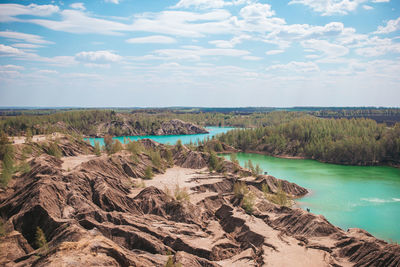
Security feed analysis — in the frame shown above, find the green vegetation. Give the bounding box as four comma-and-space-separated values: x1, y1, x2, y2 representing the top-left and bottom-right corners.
165, 149, 174, 167
233, 181, 255, 214
233, 181, 249, 198
0, 219, 5, 237
208, 151, 223, 172
144, 166, 154, 180
46, 141, 62, 158
262, 182, 291, 207
0, 132, 14, 187
149, 149, 162, 169
175, 139, 183, 151
173, 184, 190, 203
35, 227, 48, 252
218, 116, 400, 166
165, 256, 182, 267
133, 179, 146, 188
104, 135, 123, 155
94, 141, 101, 156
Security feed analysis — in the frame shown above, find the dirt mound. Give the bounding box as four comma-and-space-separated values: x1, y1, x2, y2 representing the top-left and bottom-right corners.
0, 140, 399, 266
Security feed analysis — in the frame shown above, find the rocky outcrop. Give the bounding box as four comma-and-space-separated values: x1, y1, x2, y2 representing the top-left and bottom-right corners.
154, 119, 208, 136
0, 139, 399, 266
94, 117, 208, 137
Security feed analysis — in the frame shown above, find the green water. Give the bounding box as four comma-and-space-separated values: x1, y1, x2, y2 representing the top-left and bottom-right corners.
85, 126, 235, 146
222, 153, 400, 242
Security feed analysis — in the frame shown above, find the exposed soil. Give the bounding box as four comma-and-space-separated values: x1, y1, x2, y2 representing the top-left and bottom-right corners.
0, 138, 399, 266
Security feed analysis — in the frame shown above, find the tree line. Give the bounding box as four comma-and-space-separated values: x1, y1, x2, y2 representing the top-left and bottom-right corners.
216, 116, 400, 166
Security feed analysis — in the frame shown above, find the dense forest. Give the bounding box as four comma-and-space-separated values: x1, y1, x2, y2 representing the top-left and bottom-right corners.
0, 110, 304, 136
216, 116, 400, 166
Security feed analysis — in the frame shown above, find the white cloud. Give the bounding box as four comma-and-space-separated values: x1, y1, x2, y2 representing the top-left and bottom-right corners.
105, 0, 120, 4
0, 65, 24, 70
266, 61, 320, 72
154, 46, 250, 60
12, 43, 43, 49
37, 69, 58, 74
239, 3, 275, 19
0, 3, 59, 22
0, 44, 25, 56
172, 0, 251, 9
126, 35, 176, 44
209, 35, 251, 48
70, 3, 85, 10
29, 10, 131, 35
266, 49, 284, 55
288, 0, 366, 16
242, 55, 261, 60
0, 31, 52, 44
75, 50, 122, 63
363, 5, 373, 10
374, 17, 400, 34
301, 39, 349, 59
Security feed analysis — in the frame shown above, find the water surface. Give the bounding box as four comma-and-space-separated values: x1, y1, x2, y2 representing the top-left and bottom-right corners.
222, 153, 400, 243
85, 126, 234, 146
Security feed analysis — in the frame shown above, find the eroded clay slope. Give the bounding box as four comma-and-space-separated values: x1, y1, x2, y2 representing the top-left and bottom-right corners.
0, 140, 399, 267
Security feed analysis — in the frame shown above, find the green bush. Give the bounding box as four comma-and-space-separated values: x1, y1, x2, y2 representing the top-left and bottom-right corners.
264, 181, 291, 207
233, 181, 248, 198
144, 166, 154, 180
209, 151, 223, 172
126, 140, 143, 155
174, 184, 190, 203
111, 140, 123, 154
149, 149, 162, 168
94, 141, 101, 156
47, 142, 62, 158
242, 192, 255, 214
175, 139, 183, 151
35, 227, 48, 253
165, 149, 174, 166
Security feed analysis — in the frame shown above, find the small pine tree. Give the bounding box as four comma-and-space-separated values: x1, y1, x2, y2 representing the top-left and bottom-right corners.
35, 227, 48, 252
175, 139, 183, 151
144, 166, 154, 180
111, 140, 123, 154
94, 141, 101, 156
150, 149, 162, 168
230, 153, 239, 165
165, 256, 174, 267
104, 134, 113, 154
165, 149, 174, 167
254, 164, 263, 176
47, 142, 62, 158
25, 129, 33, 143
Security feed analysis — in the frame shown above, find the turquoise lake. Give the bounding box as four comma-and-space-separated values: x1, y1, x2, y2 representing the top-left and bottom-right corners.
86, 128, 400, 242
222, 153, 400, 243
85, 126, 235, 146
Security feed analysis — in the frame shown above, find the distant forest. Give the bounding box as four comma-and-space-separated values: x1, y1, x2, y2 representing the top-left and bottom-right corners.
216, 114, 400, 166
0, 109, 306, 136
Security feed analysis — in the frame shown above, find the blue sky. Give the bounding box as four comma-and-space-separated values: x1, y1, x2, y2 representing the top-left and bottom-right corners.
0, 0, 399, 107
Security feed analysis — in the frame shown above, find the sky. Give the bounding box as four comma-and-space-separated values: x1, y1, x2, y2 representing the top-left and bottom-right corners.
0, 0, 399, 107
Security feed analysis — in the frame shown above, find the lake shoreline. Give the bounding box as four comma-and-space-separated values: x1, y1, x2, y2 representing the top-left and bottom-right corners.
219, 149, 400, 168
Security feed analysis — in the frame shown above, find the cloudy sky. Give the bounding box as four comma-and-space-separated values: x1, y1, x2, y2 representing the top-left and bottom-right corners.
0, 0, 399, 107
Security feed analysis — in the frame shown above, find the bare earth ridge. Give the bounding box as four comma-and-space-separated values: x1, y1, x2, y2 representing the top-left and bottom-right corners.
0, 138, 399, 267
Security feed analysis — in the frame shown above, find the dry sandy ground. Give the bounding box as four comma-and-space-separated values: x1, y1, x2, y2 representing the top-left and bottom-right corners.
130, 167, 224, 204
130, 166, 352, 267
11, 133, 63, 145
61, 154, 98, 172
